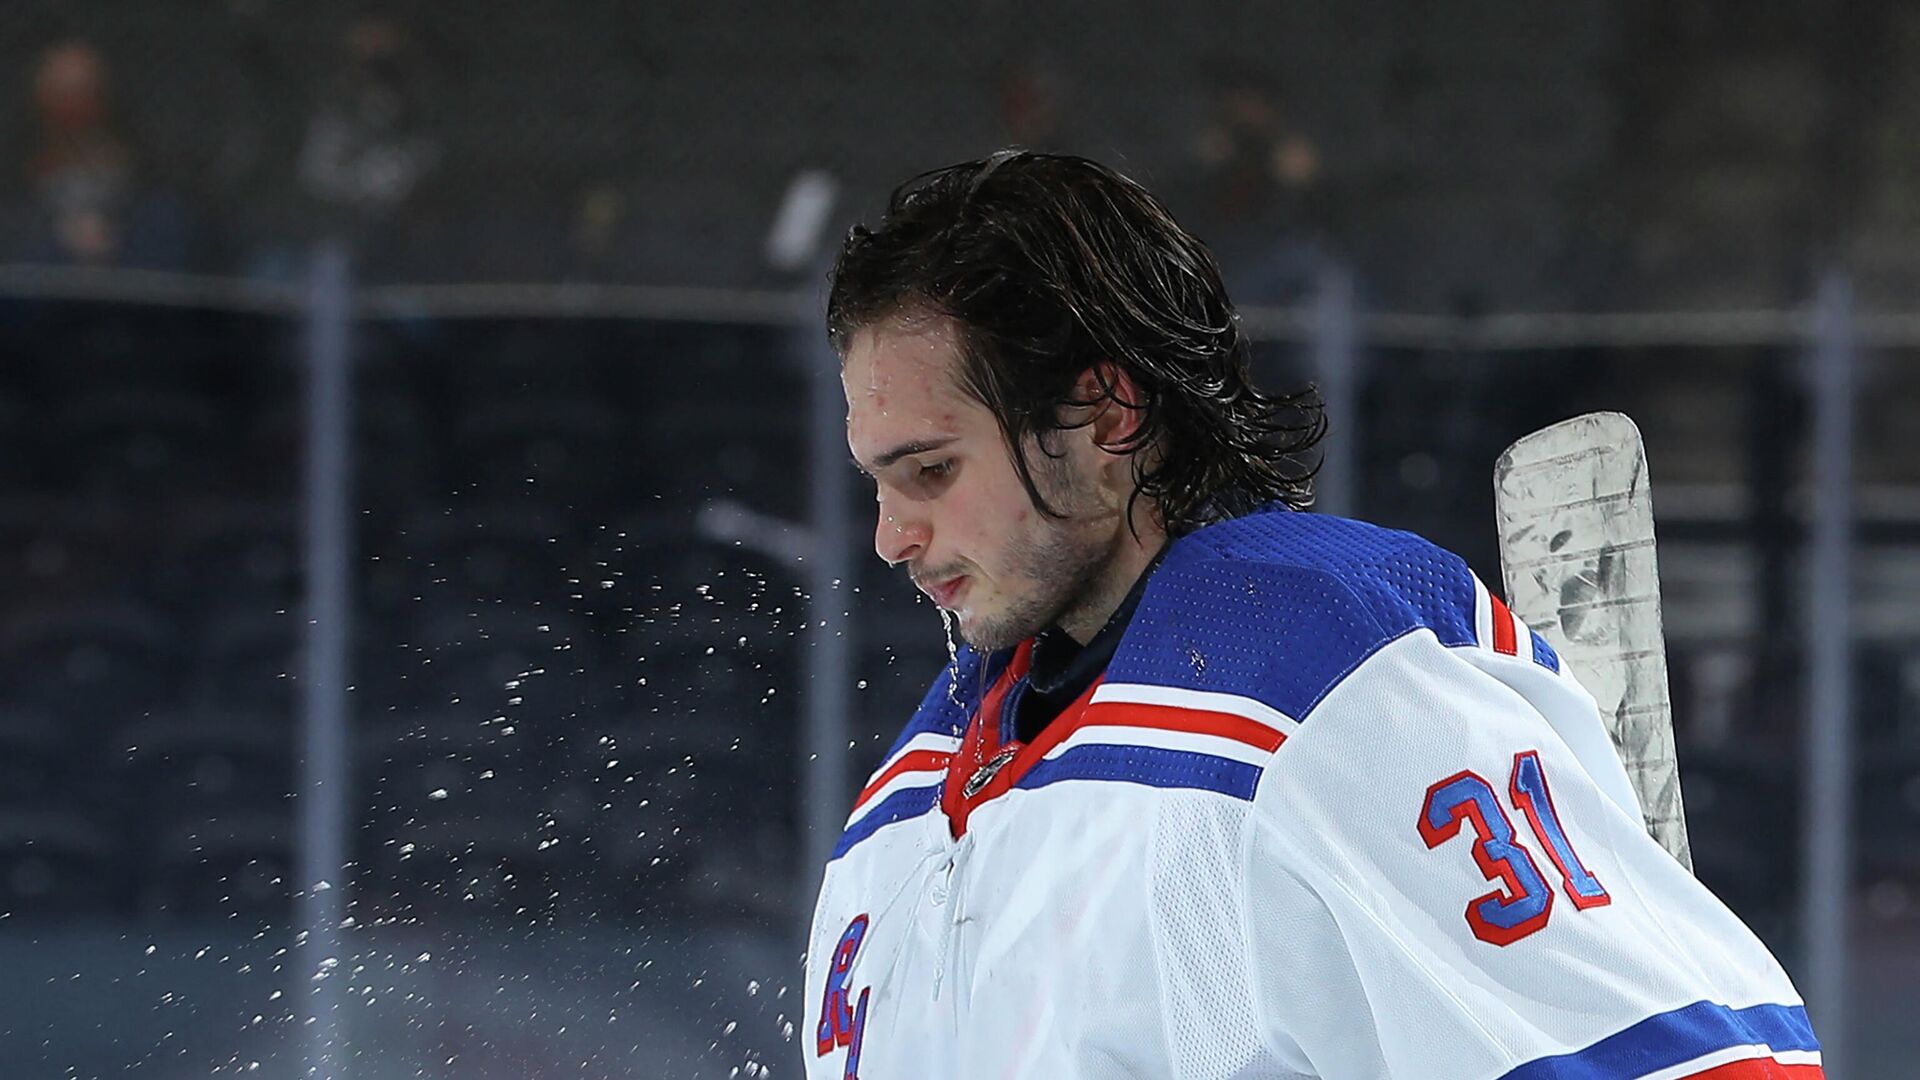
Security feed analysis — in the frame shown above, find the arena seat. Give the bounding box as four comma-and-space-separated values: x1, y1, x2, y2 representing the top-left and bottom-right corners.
143, 813, 291, 918
0, 808, 122, 917
113, 710, 294, 819
0, 708, 77, 808
194, 609, 302, 712
155, 503, 301, 623
56, 390, 228, 498
1677, 741, 1798, 928
0, 601, 182, 719
450, 397, 625, 502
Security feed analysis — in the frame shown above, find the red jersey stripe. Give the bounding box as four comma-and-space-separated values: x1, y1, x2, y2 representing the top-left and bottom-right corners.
1077, 701, 1288, 753
1489, 593, 1519, 656
852, 749, 955, 813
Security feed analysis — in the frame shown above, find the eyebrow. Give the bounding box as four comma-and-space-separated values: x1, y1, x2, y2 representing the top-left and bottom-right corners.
852, 436, 959, 476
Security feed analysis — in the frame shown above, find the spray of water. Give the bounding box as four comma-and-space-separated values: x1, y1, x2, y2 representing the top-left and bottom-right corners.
938, 608, 964, 709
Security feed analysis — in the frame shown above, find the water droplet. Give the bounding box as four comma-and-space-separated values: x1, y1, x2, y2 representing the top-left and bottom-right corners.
939, 609, 963, 707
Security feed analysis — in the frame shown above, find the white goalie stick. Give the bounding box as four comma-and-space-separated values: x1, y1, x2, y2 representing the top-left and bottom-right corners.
1493, 411, 1694, 873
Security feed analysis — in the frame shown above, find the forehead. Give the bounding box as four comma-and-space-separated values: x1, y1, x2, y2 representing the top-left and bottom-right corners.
841, 316, 982, 441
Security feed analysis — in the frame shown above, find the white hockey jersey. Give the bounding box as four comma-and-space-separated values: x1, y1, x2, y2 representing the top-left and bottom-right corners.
805, 508, 1821, 1080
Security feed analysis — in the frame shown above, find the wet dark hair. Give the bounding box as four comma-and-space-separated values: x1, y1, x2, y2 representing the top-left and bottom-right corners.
826, 150, 1325, 536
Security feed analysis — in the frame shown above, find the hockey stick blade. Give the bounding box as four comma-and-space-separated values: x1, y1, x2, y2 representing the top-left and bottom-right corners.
1493, 411, 1693, 872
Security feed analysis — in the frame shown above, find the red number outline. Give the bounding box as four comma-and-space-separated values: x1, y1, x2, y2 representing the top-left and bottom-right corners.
1419, 769, 1555, 946
1509, 750, 1612, 910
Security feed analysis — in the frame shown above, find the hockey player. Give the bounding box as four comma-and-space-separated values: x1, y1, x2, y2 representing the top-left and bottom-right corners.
808, 151, 1821, 1079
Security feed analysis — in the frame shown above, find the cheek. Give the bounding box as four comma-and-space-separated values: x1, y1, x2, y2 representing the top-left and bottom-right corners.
984, 485, 1029, 528
972, 495, 1034, 574
937, 484, 1003, 556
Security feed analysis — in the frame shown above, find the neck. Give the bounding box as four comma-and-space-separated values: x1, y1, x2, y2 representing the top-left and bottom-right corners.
1056, 506, 1168, 645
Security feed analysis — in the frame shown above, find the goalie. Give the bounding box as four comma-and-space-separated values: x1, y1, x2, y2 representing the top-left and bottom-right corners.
809, 151, 1819, 1079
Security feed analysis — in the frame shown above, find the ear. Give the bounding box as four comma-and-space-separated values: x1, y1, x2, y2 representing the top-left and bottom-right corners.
1076, 361, 1147, 453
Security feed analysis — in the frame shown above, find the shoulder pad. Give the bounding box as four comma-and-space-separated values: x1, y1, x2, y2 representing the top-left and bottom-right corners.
1111, 510, 1485, 720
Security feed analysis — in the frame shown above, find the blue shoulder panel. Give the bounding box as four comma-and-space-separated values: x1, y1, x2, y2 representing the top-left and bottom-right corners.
1109, 507, 1486, 721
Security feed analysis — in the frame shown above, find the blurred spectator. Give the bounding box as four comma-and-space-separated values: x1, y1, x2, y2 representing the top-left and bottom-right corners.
995, 58, 1075, 152
565, 182, 635, 280
294, 14, 444, 242
1182, 72, 1333, 302
29, 40, 129, 265
21, 39, 192, 268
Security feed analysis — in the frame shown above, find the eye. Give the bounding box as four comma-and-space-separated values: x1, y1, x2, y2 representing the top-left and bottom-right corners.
918, 459, 954, 481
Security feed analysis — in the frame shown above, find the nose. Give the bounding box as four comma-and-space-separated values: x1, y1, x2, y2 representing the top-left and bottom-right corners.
873, 495, 930, 567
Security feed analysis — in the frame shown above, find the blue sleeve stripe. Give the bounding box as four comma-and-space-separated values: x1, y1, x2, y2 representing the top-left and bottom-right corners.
1015, 744, 1263, 801
829, 784, 942, 861
1498, 1000, 1818, 1080
1530, 631, 1562, 674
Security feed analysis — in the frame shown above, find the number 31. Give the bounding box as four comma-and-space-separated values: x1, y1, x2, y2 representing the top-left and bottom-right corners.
1419, 750, 1611, 946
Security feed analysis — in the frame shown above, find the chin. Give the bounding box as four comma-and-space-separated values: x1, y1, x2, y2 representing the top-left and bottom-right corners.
952, 609, 999, 651
956, 602, 1048, 654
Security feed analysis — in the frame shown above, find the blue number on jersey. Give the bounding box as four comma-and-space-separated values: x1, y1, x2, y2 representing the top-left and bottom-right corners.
1419, 769, 1555, 945
1510, 750, 1612, 909
1420, 752, 1610, 944
816, 914, 871, 1078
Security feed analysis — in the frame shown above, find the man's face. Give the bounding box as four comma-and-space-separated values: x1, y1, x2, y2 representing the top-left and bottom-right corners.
843, 314, 1120, 652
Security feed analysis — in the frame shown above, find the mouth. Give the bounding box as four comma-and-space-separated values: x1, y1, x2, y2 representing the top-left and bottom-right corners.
919, 575, 969, 610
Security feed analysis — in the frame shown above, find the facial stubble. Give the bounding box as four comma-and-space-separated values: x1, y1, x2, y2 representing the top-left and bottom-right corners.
957, 451, 1114, 653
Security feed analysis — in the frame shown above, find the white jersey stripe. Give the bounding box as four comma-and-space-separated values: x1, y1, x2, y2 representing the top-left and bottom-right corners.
1633, 1044, 1821, 1080
864, 731, 962, 786
1041, 723, 1278, 767
1472, 573, 1496, 653
1511, 605, 1535, 664
845, 771, 946, 828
